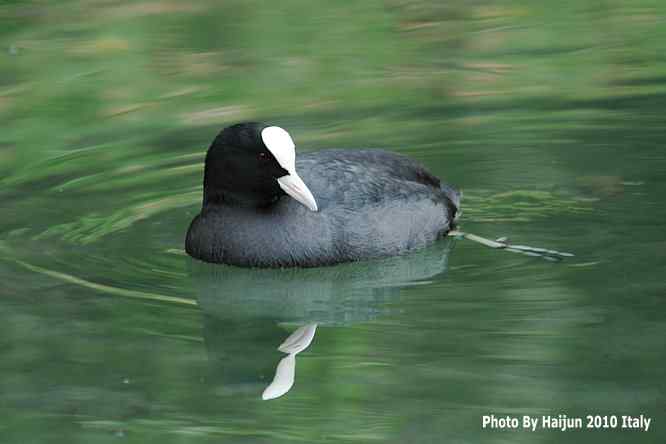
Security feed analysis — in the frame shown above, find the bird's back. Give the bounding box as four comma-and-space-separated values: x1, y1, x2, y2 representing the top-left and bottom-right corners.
298, 149, 456, 210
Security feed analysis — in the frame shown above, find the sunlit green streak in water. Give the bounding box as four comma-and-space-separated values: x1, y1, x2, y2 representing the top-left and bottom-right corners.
10, 257, 197, 307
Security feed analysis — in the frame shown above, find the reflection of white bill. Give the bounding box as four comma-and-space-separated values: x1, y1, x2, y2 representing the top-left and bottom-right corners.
262, 354, 295, 400
262, 323, 318, 400
278, 323, 317, 354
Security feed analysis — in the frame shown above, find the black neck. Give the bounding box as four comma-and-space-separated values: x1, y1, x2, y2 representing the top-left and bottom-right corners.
202, 183, 283, 209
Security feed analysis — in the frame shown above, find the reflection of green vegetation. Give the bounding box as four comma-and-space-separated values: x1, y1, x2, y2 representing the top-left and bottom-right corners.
2, 0, 665, 175
462, 189, 594, 223
34, 191, 200, 245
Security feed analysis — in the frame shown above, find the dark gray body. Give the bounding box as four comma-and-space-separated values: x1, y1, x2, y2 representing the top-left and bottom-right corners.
186, 149, 460, 267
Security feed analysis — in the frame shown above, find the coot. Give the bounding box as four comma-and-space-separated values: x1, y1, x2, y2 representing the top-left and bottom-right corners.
185, 122, 460, 267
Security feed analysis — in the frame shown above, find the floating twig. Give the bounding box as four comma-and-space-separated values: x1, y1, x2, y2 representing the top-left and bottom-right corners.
448, 230, 574, 261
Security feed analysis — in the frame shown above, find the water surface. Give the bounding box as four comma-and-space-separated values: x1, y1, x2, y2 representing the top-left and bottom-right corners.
1, 1, 665, 443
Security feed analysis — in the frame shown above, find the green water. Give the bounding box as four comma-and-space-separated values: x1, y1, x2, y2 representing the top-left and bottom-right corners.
1, 1, 665, 442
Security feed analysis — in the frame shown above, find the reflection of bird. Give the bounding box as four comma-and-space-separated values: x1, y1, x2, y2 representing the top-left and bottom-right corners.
192, 239, 455, 398
193, 238, 455, 325
262, 323, 318, 401
185, 122, 460, 267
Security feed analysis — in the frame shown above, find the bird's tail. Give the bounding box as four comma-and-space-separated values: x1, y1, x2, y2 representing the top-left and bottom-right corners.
441, 184, 462, 224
